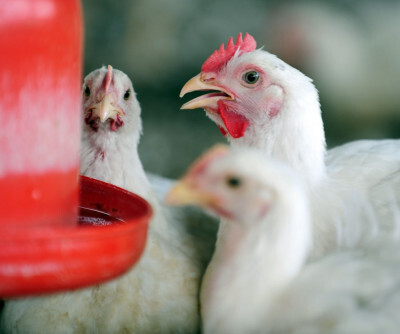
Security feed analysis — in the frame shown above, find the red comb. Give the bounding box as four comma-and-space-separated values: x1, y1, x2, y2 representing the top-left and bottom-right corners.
103, 65, 113, 92
201, 33, 257, 73
185, 144, 230, 179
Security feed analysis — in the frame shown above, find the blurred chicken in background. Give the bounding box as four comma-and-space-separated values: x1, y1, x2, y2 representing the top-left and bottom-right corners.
262, 0, 400, 143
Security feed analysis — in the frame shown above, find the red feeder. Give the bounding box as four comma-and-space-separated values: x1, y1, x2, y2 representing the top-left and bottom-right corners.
0, 1, 151, 296
0, 176, 152, 297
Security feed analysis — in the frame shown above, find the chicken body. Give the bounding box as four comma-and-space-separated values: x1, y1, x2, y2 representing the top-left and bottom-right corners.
168, 145, 400, 334
1, 66, 215, 334
180, 33, 400, 256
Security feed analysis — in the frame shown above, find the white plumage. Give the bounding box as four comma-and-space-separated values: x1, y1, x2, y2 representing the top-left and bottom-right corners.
167, 145, 400, 334
180, 35, 400, 256
1, 66, 216, 334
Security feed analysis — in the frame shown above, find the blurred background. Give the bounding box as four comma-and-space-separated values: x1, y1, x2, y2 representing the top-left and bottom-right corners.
82, 0, 400, 179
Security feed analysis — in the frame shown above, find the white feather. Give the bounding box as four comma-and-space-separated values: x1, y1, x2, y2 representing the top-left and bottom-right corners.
1, 67, 217, 334
181, 147, 400, 334
204, 48, 400, 257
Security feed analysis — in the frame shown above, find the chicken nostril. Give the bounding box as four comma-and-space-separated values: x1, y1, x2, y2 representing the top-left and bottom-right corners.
200, 73, 216, 83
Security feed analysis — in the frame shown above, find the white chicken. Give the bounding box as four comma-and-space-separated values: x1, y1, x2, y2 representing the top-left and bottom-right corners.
180, 33, 400, 256
0, 66, 216, 334
167, 144, 400, 334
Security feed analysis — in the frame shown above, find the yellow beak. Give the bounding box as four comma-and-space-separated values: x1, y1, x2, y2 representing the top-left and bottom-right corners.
166, 179, 217, 207
179, 73, 234, 110
87, 93, 123, 122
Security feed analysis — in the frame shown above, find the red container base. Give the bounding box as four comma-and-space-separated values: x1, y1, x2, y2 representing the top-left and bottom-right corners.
0, 176, 152, 297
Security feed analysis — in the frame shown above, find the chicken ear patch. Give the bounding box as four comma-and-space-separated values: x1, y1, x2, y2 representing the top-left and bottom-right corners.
217, 100, 249, 138
266, 85, 285, 118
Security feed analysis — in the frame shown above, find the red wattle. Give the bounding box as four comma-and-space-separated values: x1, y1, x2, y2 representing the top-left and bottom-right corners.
218, 125, 227, 136
217, 100, 249, 138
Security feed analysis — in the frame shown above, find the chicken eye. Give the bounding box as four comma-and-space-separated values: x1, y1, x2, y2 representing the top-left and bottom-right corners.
243, 71, 259, 84
226, 176, 242, 189
84, 85, 90, 97
124, 89, 131, 100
